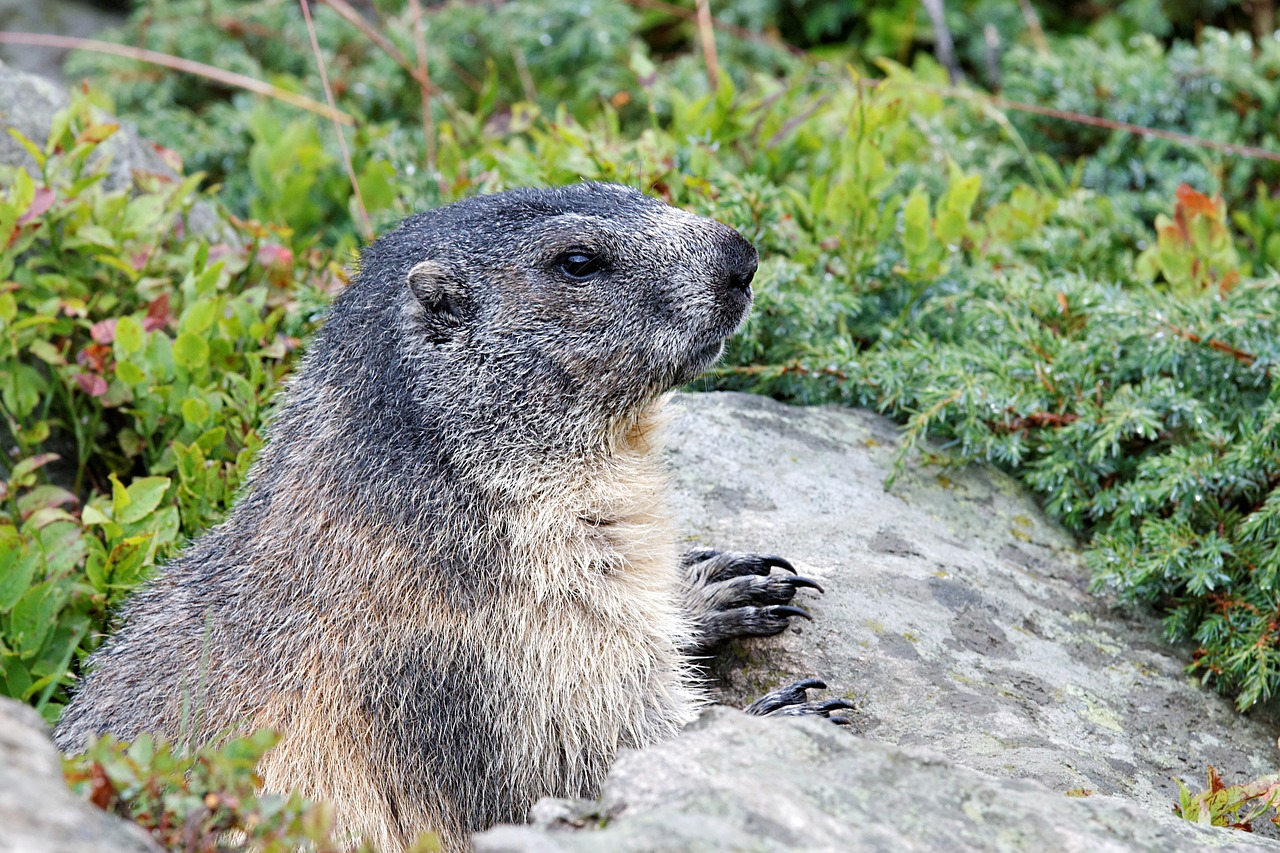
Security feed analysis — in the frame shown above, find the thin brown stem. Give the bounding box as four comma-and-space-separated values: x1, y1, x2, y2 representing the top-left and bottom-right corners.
860, 77, 1280, 165
406, 0, 436, 172
693, 0, 720, 93
0, 31, 352, 124
317, 0, 416, 79
621, 0, 805, 57
512, 46, 537, 104
1164, 324, 1260, 368
1017, 0, 1049, 55
297, 0, 371, 239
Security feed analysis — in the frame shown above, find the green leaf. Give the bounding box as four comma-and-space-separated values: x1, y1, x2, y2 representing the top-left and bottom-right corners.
0, 538, 35, 612
173, 332, 210, 369
115, 360, 146, 386
181, 396, 211, 426
81, 503, 113, 526
115, 314, 145, 355
9, 581, 63, 656
37, 521, 87, 576
104, 535, 153, 588
0, 657, 32, 700
110, 472, 131, 517
901, 186, 932, 265
9, 453, 59, 484
117, 476, 171, 524
27, 339, 66, 366
2, 364, 43, 418
66, 224, 115, 250
181, 296, 218, 336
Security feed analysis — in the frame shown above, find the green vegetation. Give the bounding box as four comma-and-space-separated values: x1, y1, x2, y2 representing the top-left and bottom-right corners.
63, 730, 355, 851
1, 94, 321, 722
1175, 765, 1280, 831
3, 0, 1280, 843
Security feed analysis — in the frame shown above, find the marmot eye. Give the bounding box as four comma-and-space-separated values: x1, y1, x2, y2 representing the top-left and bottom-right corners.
556, 251, 606, 280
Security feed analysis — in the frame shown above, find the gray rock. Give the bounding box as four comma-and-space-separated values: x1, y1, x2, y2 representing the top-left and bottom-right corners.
0, 697, 159, 853
0, 0, 126, 83
476, 708, 1273, 853
475, 391, 1280, 851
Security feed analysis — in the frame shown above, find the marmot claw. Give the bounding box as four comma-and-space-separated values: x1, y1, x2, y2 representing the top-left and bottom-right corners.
682, 549, 796, 581
745, 678, 854, 726
767, 604, 813, 622
680, 549, 823, 651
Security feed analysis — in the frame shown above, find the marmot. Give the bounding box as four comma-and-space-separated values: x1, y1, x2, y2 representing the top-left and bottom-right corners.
55, 183, 849, 851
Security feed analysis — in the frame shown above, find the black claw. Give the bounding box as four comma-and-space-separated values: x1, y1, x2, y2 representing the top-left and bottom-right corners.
744, 677, 845, 717
768, 605, 812, 622
814, 698, 856, 713
789, 575, 824, 593
790, 677, 826, 692
761, 555, 796, 574
828, 715, 854, 726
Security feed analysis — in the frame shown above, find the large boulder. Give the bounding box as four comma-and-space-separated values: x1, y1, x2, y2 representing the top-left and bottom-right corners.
476, 391, 1280, 851
476, 708, 1275, 853
0, 697, 158, 853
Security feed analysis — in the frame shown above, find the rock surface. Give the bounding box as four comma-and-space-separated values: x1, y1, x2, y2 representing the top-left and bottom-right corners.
476, 708, 1274, 853
0, 697, 159, 853
476, 391, 1280, 852
0, 0, 126, 83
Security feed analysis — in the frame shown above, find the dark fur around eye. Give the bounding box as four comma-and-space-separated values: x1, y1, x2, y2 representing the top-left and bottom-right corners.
555, 251, 607, 280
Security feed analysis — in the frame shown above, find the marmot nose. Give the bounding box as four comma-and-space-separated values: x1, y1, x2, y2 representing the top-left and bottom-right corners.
727, 267, 755, 294
717, 229, 758, 296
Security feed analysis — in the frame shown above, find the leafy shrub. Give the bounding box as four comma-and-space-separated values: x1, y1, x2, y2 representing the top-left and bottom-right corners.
0, 93, 323, 721
1000, 29, 1280, 220
17, 8, 1280, 851
1175, 765, 1280, 831
63, 730, 358, 852
65, 0, 653, 238
740, 201, 1280, 709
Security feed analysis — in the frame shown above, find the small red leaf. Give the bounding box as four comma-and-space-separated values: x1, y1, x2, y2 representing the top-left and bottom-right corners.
143, 293, 173, 332
77, 343, 111, 372
76, 122, 119, 145
129, 247, 153, 271
1175, 184, 1219, 219
150, 141, 183, 173
90, 319, 116, 345
1207, 765, 1225, 795
87, 763, 116, 810
17, 187, 55, 226
74, 372, 108, 397
257, 243, 294, 268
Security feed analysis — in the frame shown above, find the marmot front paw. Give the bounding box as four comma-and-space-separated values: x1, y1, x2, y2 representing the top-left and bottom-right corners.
680, 549, 824, 652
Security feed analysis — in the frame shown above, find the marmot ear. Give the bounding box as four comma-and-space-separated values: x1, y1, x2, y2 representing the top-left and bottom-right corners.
406, 260, 466, 342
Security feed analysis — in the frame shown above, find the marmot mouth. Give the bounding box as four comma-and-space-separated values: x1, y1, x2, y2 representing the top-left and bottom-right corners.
671, 338, 727, 386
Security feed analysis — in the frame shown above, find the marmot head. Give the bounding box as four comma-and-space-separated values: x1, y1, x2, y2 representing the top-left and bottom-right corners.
329, 183, 757, 457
